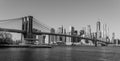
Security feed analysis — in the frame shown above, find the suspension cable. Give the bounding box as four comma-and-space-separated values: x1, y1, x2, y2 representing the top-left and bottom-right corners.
0, 17, 23, 23
33, 18, 52, 29
33, 21, 50, 30
33, 21, 50, 31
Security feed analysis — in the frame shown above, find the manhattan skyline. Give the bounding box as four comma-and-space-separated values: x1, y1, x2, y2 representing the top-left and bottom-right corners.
0, 0, 120, 38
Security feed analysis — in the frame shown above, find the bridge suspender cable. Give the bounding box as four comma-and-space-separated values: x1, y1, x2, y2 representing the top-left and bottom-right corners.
33, 18, 51, 29
33, 21, 50, 31
33, 20, 51, 30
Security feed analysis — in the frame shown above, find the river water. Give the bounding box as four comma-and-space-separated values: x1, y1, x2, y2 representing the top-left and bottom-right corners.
0, 46, 120, 61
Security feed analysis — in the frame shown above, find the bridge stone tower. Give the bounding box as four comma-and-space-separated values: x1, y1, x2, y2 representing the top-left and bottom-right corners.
22, 16, 34, 43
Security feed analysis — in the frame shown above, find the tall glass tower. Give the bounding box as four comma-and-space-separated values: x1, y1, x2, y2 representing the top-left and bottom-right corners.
87, 25, 92, 38
96, 21, 101, 39
69, 26, 75, 42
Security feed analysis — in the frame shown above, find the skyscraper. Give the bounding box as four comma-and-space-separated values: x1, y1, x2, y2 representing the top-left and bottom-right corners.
66, 31, 72, 45
103, 24, 108, 41
56, 26, 65, 42
112, 32, 115, 43
96, 21, 101, 32
87, 25, 92, 38
69, 26, 75, 42
49, 28, 55, 44
96, 21, 101, 39
74, 30, 78, 42
82, 27, 86, 37
70, 26, 75, 35
63, 29, 66, 42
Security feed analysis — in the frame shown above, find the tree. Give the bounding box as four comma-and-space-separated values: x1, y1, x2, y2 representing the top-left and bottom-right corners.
0, 32, 13, 44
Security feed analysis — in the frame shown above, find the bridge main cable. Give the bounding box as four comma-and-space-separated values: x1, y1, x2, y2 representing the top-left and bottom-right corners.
0, 28, 25, 33
0, 17, 23, 22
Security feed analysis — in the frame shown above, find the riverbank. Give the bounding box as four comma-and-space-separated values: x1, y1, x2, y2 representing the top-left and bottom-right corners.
0, 44, 52, 48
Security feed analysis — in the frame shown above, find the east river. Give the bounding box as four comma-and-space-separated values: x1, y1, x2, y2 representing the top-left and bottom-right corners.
0, 46, 120, 61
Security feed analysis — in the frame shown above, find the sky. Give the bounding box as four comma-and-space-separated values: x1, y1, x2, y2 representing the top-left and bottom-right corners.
0, 0, 120, 39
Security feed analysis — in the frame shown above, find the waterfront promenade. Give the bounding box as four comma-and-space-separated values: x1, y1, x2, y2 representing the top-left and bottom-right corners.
0, 46, 120, 61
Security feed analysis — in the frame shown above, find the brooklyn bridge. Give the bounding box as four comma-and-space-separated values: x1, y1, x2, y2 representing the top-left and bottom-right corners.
0, 16, 112, 47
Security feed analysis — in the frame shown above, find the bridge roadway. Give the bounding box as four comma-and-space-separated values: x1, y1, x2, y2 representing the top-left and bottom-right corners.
0, 27, 112, 45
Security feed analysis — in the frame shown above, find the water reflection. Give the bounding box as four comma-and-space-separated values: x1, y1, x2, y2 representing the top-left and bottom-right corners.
9, 48, 36, 61
20, 48, 51, 61
0, 47, 120, 61
99, 47, 108, 61
65, 47, 72, 61
99, 47, 120, 61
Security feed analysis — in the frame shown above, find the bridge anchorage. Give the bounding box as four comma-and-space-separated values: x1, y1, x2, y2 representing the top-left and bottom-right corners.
0, 16, 112, 47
